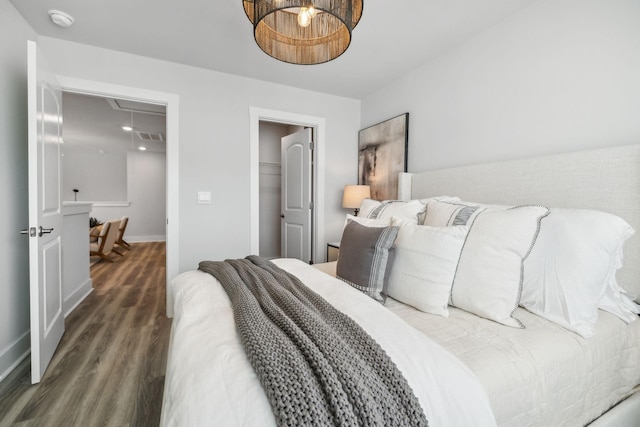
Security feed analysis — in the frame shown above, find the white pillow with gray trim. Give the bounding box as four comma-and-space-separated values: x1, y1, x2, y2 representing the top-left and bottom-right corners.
423, 200, 550, 328
422, 199, 484, 226
359, 196, 460, 225
452, 206, 549, 327
342, 214, 390, 230
359, 199, 426, 224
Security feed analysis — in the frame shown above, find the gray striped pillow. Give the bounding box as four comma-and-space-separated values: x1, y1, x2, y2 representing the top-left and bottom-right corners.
336, 220, 399, 303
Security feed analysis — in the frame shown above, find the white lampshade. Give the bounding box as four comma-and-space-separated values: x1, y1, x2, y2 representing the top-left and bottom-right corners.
342, 185, 371, 214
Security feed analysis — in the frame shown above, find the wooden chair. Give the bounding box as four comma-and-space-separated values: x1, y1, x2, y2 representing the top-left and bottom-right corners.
114, 216, 130, 254
90, 219, 121, 263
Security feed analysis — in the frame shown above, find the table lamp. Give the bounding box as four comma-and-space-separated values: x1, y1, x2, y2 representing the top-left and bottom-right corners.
342, 185, 371, 216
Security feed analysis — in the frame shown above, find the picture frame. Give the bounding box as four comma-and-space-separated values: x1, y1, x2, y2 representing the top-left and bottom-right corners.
358, 113, 409, 200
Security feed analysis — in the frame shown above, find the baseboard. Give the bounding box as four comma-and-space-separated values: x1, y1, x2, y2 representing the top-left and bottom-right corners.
127, 235, 166, 243
0, 332, 30, 384
64, 278, 93, 318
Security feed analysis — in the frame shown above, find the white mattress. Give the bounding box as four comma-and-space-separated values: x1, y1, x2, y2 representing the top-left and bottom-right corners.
317, 261, 640, 426
161, 259, 496, 427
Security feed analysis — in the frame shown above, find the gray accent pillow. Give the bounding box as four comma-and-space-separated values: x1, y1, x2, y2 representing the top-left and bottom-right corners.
336, 220, 399, 303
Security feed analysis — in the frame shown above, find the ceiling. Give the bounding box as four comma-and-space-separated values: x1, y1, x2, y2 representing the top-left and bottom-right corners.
12, 0, 538, 99
62, 92, 166, 154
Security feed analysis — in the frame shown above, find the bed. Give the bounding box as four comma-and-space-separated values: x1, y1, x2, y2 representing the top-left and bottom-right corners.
161, 144, 640, 426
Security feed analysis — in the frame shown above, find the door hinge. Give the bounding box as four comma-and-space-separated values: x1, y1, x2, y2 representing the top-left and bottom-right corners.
309, 141, 314, 151
309, 201, 314, 210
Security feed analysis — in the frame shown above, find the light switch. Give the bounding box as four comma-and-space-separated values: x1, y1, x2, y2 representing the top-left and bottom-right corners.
198, 191, 211, 204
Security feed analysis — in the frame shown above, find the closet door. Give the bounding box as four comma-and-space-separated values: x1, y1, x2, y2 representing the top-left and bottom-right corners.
281, 128, 313, 263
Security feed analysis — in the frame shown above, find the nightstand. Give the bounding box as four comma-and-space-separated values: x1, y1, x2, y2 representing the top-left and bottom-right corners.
327, 242, 340, 262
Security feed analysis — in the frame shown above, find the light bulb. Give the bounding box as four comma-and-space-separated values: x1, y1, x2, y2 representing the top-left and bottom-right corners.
307, 5, 318, 18
297, 7, 311, 27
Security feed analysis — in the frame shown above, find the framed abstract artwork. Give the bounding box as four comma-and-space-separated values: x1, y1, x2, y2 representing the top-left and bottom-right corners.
358, 113, 409, 200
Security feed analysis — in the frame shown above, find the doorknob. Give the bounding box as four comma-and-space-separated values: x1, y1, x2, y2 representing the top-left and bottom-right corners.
280, 214, 285, 218
38, 226, 54, 237
20, 227, 37, 237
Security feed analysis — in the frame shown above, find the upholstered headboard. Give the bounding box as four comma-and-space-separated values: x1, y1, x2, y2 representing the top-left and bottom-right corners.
398, 144, 640, 301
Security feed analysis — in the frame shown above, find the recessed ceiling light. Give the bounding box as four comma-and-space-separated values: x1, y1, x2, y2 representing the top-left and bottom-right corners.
48, 10, 74, 28
138, 146, 147, 151
122, 126, 133, 131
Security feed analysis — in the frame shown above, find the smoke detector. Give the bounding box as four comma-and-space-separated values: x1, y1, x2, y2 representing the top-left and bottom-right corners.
48, 10, 74, 28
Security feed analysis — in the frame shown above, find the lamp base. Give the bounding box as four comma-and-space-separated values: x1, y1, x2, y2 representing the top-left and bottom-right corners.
353, 208, 360, 217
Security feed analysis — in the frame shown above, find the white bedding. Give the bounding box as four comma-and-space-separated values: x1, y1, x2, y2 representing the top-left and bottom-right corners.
387, 301, 640, 426
316, 261, 640, 426
161, 258, 497, 427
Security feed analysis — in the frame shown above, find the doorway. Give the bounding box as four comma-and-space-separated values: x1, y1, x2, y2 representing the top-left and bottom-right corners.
57, 76, 179, 315
61, 92, 167, 248
259, 123, 318, 262
258, 121, 304, 259
250, 107, 326, 264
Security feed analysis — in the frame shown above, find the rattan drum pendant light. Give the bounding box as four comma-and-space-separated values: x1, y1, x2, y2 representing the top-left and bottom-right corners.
243, 0, 363, 65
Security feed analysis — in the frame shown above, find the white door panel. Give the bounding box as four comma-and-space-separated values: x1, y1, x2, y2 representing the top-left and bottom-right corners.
43, 239, 62, 328
284, 223, 304, 261
281, 128, 313, 263
27, 40, 65, 384
285, 145, 304, 209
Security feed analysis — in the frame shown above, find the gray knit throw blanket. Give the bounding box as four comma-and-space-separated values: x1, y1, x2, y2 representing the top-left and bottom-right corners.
199, 256, 428, 427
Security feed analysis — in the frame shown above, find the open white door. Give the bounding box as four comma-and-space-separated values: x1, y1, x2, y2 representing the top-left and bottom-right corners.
25, 40, 65, 384
281, 128, 313, 263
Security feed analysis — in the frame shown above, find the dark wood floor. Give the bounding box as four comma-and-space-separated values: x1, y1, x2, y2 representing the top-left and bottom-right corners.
0, 242, 171, 427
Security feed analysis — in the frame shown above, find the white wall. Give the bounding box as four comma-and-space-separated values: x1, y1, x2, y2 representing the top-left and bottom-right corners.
362, 0, 640, 172
64, 148, 166, 241
63, 148, 128, 201
0, 0, 36, 382
37, 36, 361, 271
90, 150, 167, 241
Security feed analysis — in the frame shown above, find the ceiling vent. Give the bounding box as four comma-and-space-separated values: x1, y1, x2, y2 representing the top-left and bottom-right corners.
136, 131, 164, 142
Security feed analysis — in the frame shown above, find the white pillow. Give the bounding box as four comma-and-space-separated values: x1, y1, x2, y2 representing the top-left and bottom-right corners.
426, 200, 639, 334
599, 279, 640, 323
343, 214, 391, 229
450, 205, 550, 328
386, 218, 467, 316
360, 196, 461, 225
359, 199, 427, 224
521, 208, 636, 337
422, 200, 485, 226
